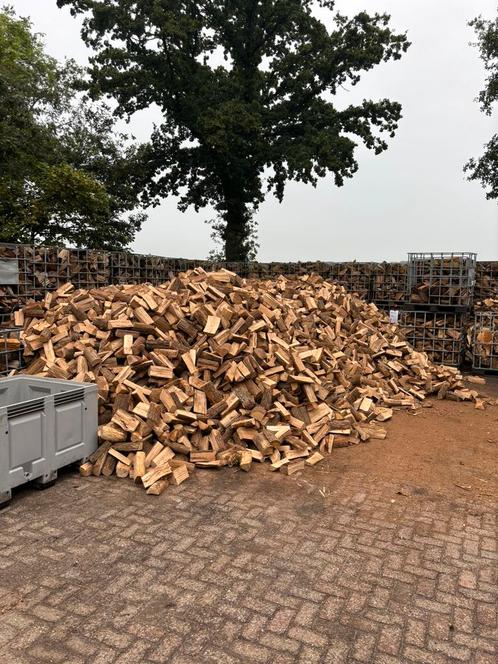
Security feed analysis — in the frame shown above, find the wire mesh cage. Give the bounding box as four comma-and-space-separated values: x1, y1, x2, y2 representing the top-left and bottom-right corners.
0, 327, 23, 376
407, 252, 477, 307
370, 262, 408, 304
110, 251, 147, 284
327, 262, 372, 299
398, 310, 466, 367
0, 243, 33, 310
66, 249, 111, 290
475, 261, 498, 301
29, 245, 68, 295
472, 312, 498, 372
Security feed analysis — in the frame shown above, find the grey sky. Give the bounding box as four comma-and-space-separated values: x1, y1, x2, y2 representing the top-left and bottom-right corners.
13, 0, 498, 261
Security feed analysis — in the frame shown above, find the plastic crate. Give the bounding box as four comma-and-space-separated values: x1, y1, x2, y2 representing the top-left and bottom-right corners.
0, 376, 98, 506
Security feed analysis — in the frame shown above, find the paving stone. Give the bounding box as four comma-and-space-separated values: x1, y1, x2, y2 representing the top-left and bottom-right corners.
0, 466, 495, 664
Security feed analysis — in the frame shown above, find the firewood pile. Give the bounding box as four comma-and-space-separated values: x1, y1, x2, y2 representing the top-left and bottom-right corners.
474, 297, 498, 313
17, 269, 481, 495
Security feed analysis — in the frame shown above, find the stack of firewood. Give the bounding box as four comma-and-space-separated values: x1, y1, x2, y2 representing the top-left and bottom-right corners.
19, 269, 479, 495
370, 262, 407, 303
398, 311, 466, 367
474, 297, 498, 313
475, 262, 498, 301
467, 299, 498, 370
0, 328, 22, 374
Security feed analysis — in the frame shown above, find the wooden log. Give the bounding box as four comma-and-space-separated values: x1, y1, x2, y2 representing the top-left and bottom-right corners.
170, 465, 189, 486
142, 463, 172, 489
133, 451, 146, 484
238, 450, 252, 472
79, 462, 93, 477
146, 480, 169, 495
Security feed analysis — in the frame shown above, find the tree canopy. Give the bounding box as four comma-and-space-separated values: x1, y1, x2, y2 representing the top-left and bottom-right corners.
465, 13, 498, 201
58, 0, 409, 260
0, 6, 148, 249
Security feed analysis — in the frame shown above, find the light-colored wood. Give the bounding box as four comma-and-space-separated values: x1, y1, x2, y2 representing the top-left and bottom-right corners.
239, 450, 252, 472
281, 460, 305, 475
190, 451, 216, 463
270, 458, 289, 471
204, 315, 221, 335
98, 425, 127, 443
306, 451, 324, 466
18, 266, 480, 496
108, 448, 132, 465
133, 451, 146, 484
170, 465, 189, 486
146, 479, 168, 495
142, 462, 172, 488
79, 461, 93, 477
144, 441, 164, 468
151, 446, 175, 467
116, 460, 130, 478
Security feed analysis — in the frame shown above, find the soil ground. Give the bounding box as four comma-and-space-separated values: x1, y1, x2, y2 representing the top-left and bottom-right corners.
0, 376, 496, 664
317, 376, 498, 506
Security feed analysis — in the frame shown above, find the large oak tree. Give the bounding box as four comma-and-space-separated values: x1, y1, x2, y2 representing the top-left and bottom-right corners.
58, 0, 410, 259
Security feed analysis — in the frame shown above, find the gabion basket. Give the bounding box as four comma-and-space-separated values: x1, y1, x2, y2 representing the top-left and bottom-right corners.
398, 310, 467, 367
407, 252, 477, 307
472, 312, 498, 373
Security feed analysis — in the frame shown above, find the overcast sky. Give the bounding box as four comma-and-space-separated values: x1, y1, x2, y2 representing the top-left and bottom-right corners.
13, 0, 498, 261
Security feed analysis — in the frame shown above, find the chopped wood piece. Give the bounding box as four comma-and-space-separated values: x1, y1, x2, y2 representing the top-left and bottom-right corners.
142, 462, 172, 488
133, 451, 146, 484
170, 465, 189, 486
108, 448, 132, 465
281, 460, 305, 475
306, 452, 324, 466
101, 454, 117, 477
144, 441, 164, 468
466, 375, 486, 385
190, 451, 216, 463
79, 462, 93, 477
204, 315, 221, 335
98, 425, 127, 443
270, 458, 289, 471
116, 460, 130, 478
151, 446, 175, 466
146, 480, 168, 495
238, 450, 252, 472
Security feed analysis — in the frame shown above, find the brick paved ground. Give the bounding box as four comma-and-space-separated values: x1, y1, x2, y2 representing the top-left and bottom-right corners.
0, 459, 496, 664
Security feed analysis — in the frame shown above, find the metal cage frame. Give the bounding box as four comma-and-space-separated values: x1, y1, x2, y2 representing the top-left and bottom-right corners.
472, 311, 498, 372
0, 327, 23, 376
398, 310, 467, 367
407, 252, 477, 307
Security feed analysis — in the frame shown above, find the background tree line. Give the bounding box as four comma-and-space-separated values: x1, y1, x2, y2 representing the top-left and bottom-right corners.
1, 2, 496, 259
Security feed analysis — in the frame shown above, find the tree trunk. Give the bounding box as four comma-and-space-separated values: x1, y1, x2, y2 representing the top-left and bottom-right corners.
223, 196, 249, 262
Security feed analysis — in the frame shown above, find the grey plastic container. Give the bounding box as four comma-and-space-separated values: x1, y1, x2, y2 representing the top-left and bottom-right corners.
0, 375, 98, 506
